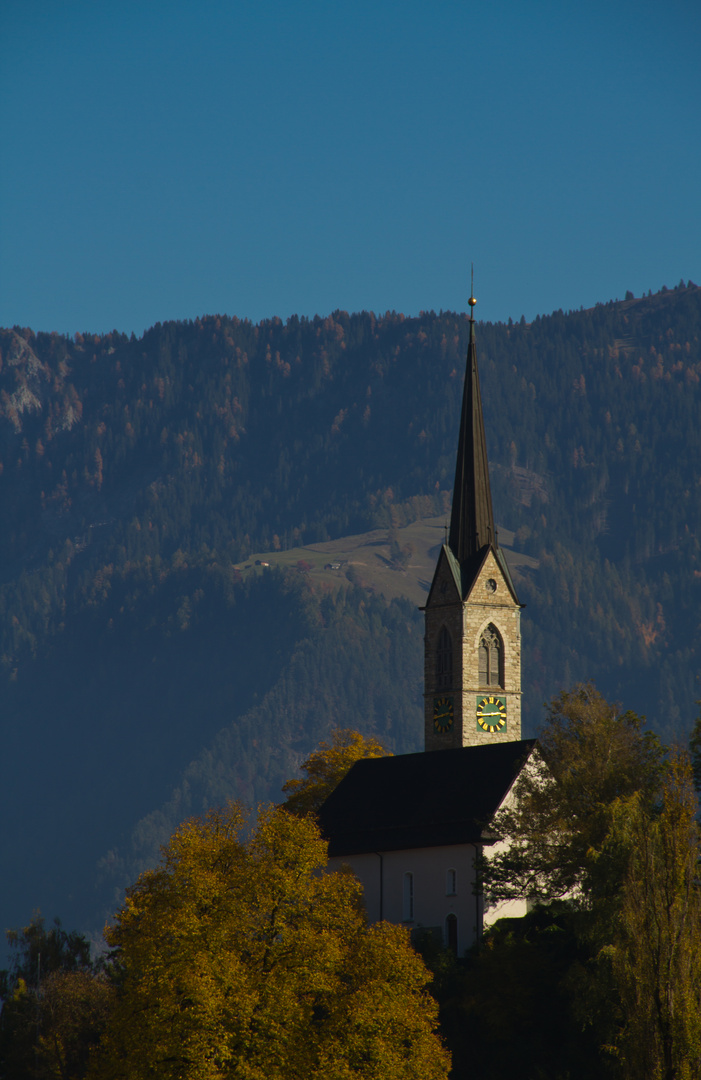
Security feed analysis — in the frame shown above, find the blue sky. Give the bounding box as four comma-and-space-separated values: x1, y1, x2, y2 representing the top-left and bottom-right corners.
1, 0, 699, 335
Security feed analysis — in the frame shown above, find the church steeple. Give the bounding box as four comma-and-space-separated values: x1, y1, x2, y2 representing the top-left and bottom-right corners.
448, 287, 497, 562
423, 274, 522, 750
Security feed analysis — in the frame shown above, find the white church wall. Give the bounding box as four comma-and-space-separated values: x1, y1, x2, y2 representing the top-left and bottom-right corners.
482, 746, 544, 925
328, 842, 482, 956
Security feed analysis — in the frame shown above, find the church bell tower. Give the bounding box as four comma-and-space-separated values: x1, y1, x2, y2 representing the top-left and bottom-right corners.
423, 284, 522, 750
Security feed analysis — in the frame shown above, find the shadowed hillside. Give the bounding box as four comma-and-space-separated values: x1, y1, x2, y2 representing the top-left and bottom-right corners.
1, 281, 700, 937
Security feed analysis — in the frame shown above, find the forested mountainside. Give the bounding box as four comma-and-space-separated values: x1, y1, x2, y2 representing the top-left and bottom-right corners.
1, 280, 700, 938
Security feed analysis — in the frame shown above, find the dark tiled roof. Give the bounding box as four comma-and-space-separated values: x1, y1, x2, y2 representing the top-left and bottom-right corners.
493, 545, 520, 606
319, 740, 537, 856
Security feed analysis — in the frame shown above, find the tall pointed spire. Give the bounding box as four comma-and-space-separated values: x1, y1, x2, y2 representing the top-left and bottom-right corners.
448, 270, 497, 562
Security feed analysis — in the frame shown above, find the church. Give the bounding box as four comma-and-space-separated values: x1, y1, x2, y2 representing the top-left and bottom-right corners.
318, 289, 536, 955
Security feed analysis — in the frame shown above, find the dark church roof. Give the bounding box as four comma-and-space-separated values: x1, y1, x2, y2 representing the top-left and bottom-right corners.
319, 740, 537, 856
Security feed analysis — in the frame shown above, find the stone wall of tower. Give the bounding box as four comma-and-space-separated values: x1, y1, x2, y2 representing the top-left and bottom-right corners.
424, 549, 521, 751
424, 593, 465, 752
459, 550, 521, 746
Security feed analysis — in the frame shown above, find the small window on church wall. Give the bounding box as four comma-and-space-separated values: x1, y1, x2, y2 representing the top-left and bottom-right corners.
479, 625, 503, 688
446, 869, 457, 896
403, 872, 414, 921
436, 626, 453, 689
445, 913, 458, 956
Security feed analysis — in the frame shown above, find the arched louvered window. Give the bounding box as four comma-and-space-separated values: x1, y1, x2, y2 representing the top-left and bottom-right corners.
436, 626, 453, 690
478, 624, 503, 688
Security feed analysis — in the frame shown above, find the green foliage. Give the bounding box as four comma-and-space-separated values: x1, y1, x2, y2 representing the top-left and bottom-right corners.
0, 915, 92, 997
282, 728, 390, 816
602, 750, 701, 1079
425, 689, 701, 1080
454, 688, 701, 1080
93, 802, 450, 1080
482, 683, 666, 905
35, 970, 114, 1080
0, 917, 110, 1080
429, 907, 604, 1080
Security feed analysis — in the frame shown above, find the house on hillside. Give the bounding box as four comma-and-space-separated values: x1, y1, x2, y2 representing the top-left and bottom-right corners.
319, 288, 533, 953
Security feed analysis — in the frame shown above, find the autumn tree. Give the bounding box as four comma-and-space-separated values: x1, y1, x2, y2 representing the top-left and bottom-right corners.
36, 970, 114, 1080
687, 703, 701, 794
473, 687, 701, 1079
0, 916, 110, 1080
281, 728, 389, 816
604, 749, 701, 1080
482, 683, 665, 906
0, 915, 92, 995
92, 802, 449, 1080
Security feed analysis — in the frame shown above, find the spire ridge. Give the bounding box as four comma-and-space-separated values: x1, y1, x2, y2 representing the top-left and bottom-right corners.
448, 275, 497, 562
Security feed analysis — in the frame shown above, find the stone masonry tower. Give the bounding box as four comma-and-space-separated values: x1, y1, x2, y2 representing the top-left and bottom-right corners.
423, 288, 522, 750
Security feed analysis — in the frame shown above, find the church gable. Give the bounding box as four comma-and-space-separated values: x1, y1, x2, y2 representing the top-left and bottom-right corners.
463, 546, 519, 608
457, 546, 522, 745
490, 743, 544, 819
425, 545, 462, 608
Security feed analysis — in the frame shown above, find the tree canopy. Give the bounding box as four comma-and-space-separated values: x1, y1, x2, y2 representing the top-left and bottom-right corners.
93, 802, 450, 1080
603, 748, 701, 1079
5, 687, 701, 1079
281, 727, 389, 816
0, 915, 92, 998
482, 683, 666, 906
0, 916, 111, 1080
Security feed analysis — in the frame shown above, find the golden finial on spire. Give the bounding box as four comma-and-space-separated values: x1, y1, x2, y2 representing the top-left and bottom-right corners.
468, 263, 477, 311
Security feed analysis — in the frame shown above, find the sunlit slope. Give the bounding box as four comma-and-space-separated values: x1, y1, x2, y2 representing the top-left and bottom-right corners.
237, 516, 538, 607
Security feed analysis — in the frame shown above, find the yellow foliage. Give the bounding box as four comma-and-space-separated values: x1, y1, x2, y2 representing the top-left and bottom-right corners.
282, 728, 389, 817
93, 803, 448, 1080
604, 750, 701, 1079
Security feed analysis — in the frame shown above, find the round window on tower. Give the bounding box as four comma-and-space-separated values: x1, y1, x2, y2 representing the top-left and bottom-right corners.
486, 578, 497, 593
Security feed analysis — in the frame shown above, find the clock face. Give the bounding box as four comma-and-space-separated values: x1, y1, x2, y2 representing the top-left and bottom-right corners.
476, 695, 507, 733
433, 696, 454, 734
